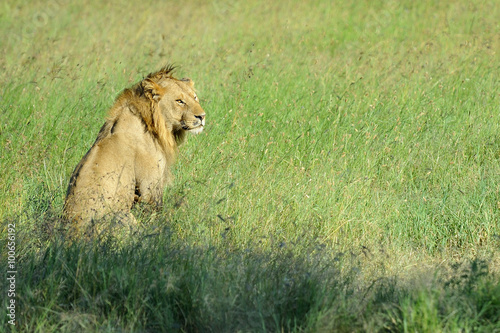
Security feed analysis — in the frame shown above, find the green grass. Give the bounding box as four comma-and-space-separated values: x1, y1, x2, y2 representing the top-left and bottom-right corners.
1, 0, 500, 331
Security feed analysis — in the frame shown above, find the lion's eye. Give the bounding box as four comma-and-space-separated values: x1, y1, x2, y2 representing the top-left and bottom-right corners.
176, 99, 185, 105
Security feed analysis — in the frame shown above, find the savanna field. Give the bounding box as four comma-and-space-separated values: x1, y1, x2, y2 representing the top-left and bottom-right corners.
1, 0, 499, 331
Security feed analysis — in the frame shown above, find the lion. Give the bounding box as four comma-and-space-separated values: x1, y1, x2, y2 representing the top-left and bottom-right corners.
63, 65, 205, 236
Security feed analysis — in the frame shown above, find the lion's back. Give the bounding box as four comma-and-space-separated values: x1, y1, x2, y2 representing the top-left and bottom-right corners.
63, 128, 136, 224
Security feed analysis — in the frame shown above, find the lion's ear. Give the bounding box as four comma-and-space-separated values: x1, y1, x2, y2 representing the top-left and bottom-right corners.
180, 78, 194, 87
142, 78, 164, 102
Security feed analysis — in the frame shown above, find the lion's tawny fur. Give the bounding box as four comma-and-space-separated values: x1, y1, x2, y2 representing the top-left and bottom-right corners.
63, 66, 205, 235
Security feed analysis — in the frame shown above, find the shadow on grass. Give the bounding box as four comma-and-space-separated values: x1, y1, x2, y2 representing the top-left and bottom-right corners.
1, 191, 499, 332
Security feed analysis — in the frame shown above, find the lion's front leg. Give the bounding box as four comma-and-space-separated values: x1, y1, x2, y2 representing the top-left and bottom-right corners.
135, 180, 164, 211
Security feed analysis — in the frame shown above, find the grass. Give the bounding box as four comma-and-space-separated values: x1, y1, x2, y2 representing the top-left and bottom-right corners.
4, 233, 500, 332
1, 0, 499, 331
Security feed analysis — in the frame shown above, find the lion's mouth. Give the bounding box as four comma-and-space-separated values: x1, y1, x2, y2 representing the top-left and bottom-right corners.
188, 126, 204, 134
180, 119, 204, 134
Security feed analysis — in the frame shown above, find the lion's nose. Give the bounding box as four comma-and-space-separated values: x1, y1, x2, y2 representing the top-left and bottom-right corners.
195, 114, 205, 121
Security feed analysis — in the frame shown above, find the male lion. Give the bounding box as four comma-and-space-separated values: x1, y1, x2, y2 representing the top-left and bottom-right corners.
63, 65, 205, 236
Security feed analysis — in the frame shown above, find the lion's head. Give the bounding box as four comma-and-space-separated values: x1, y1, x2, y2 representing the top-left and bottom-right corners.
136, 66, 205, 151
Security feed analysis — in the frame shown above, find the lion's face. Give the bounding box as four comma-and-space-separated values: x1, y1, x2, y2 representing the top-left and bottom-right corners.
157, 78, 205, 135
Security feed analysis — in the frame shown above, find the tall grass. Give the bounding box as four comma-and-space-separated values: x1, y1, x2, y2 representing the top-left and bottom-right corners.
1, 0, 499, 331
3, 231, 500, 332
